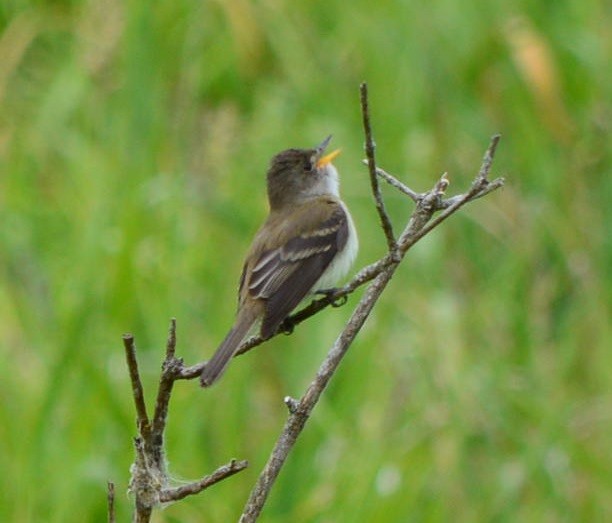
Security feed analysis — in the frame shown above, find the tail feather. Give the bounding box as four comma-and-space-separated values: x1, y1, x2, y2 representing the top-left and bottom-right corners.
200, 309, 258, 387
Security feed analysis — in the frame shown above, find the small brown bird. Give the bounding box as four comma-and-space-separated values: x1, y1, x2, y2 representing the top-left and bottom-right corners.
200, 136, 358, 387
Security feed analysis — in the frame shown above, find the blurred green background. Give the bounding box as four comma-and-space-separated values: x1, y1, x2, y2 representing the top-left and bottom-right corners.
1, 0, 610, 521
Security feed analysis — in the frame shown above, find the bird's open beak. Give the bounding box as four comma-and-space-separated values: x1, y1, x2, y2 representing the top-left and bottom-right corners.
316, 148, 342, 168
315, 134, 341, 168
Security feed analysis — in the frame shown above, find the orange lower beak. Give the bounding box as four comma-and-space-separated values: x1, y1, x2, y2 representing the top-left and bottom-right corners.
316, 148, 341, 168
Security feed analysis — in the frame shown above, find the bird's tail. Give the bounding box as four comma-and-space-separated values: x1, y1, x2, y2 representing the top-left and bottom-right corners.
200, 308, 258, 387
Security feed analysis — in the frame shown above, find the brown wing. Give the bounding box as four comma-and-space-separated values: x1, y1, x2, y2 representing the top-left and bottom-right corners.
247, 205, 349, 338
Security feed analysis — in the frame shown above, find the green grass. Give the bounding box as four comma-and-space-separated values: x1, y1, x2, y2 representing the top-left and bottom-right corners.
1, 0, 610, 521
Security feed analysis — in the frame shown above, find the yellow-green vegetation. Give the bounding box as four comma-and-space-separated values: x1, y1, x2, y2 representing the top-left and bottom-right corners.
1, 0, 609, 521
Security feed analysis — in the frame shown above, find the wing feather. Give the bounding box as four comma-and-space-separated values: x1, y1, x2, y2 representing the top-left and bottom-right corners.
243, 204, 349, 338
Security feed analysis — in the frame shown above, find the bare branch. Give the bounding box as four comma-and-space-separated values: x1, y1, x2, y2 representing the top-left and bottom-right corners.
175, 361, 205, 380
130, 437, 158, 523
240, 268, 392, 523
369, 163, 422, 202
360, 82, 397, 250
124, 322, 248, 521
397, 136, 505, 253
123, 334, 150, 435
165, 317, 177, 358
107, 481, 115, 523
151, 318, 178, 435
159, 459, 249, 503
477, 133, 501, 182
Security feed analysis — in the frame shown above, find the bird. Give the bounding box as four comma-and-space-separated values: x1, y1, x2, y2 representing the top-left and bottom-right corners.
200, 135, 358, 387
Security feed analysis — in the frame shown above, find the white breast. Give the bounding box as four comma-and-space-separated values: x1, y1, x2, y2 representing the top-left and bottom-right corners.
315, 201, 358, 291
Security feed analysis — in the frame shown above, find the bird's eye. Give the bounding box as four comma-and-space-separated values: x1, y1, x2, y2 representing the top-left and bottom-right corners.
304, 155, 316, 172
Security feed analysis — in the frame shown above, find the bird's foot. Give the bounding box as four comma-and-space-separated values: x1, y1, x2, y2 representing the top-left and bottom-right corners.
315, 288, 348, 308
279, 317, 295, 335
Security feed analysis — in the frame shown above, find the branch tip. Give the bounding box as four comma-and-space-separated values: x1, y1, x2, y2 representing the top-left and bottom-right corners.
159, 459, 249, 503
435, 172, 450, 194
478, 133, 502, 182
123, 333, 150, 430
166, 318, 177, 358
107, 481, 116, 523
359, 82, 397, 250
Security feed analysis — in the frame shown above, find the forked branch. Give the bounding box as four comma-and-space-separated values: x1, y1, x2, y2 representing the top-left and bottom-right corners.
122, 321, 248, 522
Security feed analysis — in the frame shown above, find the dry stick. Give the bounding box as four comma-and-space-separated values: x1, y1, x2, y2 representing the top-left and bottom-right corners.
398, 135, 503, 254
123, 334, 150, 435
132, 320, 178, 514
131, 437, 154, 523
159, 459, 248, 503
239, 269, 391, 523
372, 165, 422, 202
125, 320, 249, 522
123, 338, 157, 523
107, 481, 115, 523
124, 330, 164, 523
151, 318, 178, 436
360, 82, 397, 251
239, 105, 504, 521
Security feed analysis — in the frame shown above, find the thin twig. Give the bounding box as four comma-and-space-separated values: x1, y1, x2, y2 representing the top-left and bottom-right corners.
159, 459, 249, 503
165, 317, 177, 359
360, 82, 397, 251
477, 133, 501, 181
369, 163, 422, 202
107, 481, 115, 523
123, 334, 150, 435
397, 135, 504, 253
151, 318, 178, 435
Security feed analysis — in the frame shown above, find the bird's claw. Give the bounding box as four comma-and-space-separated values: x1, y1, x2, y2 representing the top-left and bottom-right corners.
315, 288, 348, 308
280, 318, 295, 335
